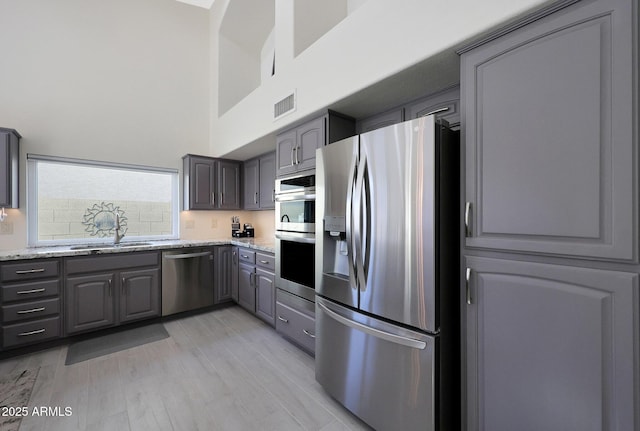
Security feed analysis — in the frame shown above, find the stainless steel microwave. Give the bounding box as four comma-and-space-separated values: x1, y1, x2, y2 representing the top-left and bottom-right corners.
275, 172, 315, 234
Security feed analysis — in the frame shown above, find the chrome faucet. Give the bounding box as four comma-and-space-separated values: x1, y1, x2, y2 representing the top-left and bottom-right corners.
114, 212, 125, 245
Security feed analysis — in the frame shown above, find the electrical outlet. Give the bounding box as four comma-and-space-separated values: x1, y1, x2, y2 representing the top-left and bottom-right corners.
0, 222, 14, 235
211, 218, 217, 228
185, 220, 195, 229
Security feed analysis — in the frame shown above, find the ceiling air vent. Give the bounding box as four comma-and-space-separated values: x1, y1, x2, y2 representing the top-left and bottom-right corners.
274, 91, 296, 120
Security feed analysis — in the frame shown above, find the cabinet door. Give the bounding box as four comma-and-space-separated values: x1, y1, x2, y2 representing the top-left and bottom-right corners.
356, 108, 404, 134
237, 263, 255, 312
465, 256, 637, 431
65, 273, 115, 334
258, 152, 276, 209
231, 247, 239, 302
462, 0, 635, 260
0, 129, 19, 208
218, 160, 241, 210
276, 129, 297, 177
243, 158, 259, 210
296, 116, 325, 172
405, 86, 459, 127
215, 246, 233, 304
186, 156, 216, 210
119, 268, 160, 323
255, 268, 275, 326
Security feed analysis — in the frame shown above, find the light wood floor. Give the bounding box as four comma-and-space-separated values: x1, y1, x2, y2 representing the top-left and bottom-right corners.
0, 306, 370, 431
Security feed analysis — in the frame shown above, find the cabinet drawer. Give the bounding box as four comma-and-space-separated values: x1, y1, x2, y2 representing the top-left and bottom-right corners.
1, 279, 60, 302
275, 302, 316, 354
1, 260, 59, 282
238, 249, 256, 264
256, 252, 275, 271
2, 298, 60, 324
2, 316, 60, 348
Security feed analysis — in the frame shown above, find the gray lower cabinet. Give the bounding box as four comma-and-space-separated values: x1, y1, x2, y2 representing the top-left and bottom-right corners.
275, 288, 315, 355
214, 246, 233, 304
460, 0, 635, 260
0, 258, 62, 349
183, 154, 241, 210
65, 252, 160, 335
465, 256, 637, 431
0, 127, 20, 208
231, 246, 239, 302
235, 247, 275, 326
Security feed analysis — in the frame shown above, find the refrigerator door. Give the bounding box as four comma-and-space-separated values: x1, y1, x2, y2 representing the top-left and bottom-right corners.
316, 135, 359, 309
315, 296, 436, 431
357, 115, 438, 332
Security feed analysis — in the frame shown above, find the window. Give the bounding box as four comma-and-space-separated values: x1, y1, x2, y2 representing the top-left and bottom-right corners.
27, 155, 179, 246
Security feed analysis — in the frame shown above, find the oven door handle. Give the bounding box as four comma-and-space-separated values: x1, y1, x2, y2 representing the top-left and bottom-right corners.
275, 232, 316, 244
275, 193, 316, 202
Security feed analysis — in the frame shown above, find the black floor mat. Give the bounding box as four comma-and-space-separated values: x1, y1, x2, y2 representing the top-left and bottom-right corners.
65, 323, 169, 365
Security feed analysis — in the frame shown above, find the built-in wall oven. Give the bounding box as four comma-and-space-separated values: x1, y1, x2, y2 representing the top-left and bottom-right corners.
275, 172, 316, 302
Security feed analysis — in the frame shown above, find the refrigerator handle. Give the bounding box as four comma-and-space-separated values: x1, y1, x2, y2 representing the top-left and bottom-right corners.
346, 145, 359, 291
465, 267, 472, 305
360, 159, 371, 287
353, 152, 366, 291
318, 300, 427, 350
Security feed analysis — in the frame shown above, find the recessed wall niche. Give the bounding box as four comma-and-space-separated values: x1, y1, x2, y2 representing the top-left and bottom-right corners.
218, 0, 275, 115
294, 0, 369, 57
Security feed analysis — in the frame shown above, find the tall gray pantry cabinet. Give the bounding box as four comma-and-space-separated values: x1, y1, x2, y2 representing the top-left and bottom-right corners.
459, 0, 639, 430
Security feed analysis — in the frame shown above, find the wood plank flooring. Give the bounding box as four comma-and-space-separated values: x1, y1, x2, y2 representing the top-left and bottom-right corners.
0, 306, 370, 431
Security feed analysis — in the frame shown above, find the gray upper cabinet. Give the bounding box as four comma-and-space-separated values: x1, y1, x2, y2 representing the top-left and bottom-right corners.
356, 108, 404, 134
461, 0, 635, 261
183, 154, 241, 210
0, 128, 20, 208
243, 151, 276, 210
465, 256, 637, 431
258, 152, 276, 209
243, 158, 259, 210
405, 86, 460, 128
276, 112, 355, 177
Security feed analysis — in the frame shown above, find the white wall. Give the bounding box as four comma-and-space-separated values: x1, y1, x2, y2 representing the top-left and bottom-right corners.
208, 0, 550, 157
0, 0, 210, 250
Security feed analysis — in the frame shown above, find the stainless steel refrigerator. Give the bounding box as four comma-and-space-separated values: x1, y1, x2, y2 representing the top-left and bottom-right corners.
315, 115, 459, 431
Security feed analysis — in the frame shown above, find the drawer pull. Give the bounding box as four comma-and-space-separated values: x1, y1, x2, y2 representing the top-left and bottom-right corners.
17, 288, 46, 295
277, 315, 289, 323
15, 268, 46, 275
17, 307, 46, 315
303, 329, 316, 339
241, 254, 249, 259
18, 328, 46, 337
259, 260, 269, 264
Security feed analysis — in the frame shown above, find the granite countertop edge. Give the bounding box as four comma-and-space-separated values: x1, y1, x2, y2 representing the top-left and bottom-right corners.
0, 238, 276, 261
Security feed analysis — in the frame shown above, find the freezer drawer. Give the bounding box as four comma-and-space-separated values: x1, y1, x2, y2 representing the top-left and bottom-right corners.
315, 297, 436, 431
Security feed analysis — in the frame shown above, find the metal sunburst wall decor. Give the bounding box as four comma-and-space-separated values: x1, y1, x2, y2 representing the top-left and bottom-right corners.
82, 202, 128, 238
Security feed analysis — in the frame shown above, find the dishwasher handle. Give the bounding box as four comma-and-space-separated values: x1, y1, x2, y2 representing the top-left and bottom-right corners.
163, 251, 212, 260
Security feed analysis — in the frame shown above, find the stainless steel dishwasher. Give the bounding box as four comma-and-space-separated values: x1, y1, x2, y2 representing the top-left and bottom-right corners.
161, 248, 214, 316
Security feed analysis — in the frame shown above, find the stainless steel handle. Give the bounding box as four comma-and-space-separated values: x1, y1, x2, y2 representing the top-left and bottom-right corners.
241, 254, 249, 259
122, 277, 126, 295
353, 154, 367, 291
277, 315, 289, 323
17, 307, 46, 314
466, 267, 472, 305
108, 279, 112, 297
18, 329, 45, 337
421, 106, 450, 117
15, 268, 46, 275
291, 147, 295, 166
272, 189, 275, 202
164, 251, 212, 259
302, 329, 316, 339
232, 251, 237, 264
220, 192, 224, 205
17, 288, 46, 295
255, 192, 258, 205
259, 260, 269, 264
318, 301, 426, 349
275, 232, 315, 244
295, 146, 300, 165
274, 193, 316, 202
465, 202, 472, 237
212, 192, 215, 205
346, 144, 358, 291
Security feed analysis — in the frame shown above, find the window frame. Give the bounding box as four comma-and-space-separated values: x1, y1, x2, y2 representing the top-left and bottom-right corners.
27, 154, 180, 247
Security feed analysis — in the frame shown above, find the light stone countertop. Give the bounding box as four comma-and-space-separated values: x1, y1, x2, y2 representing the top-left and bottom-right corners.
0, 238, 275, 262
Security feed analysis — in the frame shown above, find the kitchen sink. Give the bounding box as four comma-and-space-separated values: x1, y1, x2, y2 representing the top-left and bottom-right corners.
69, 242, 152, 250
